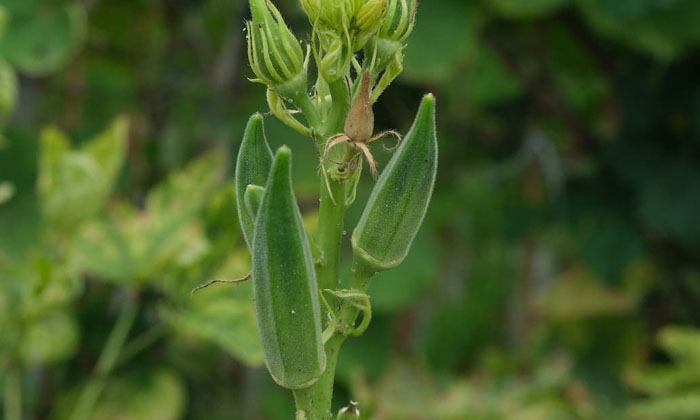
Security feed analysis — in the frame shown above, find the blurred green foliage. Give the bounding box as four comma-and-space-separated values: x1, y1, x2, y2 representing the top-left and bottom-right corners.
0, 0, 699, 419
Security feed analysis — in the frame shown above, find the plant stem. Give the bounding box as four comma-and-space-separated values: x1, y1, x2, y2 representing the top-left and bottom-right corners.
69, 294, 138, 420
296, 76, 362, 419
295, 77, 352, 420
315, 76, 352, 322
323, 79, 350, 138
316, 178, 347, 299
293, 91, 322, 131
297, 259, 376, 419
4, 363, 21, 420
116, 325, 167, 368
293, 336, 344, 420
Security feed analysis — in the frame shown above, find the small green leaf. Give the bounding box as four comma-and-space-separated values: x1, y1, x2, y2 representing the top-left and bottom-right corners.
38, 118, 128, 230
236, 113, 273, 249
19, 310, 79, 365
252, 146, 326, 389
352, 94, 438, 271
77, 152, 223, 284
0, 2, 87, 75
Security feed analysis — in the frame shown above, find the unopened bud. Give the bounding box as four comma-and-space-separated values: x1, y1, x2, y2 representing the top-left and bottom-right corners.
300, 0, 322, 23
247, 0, 307, 97
353, 0, 386, 50
356, 0, 385, 31
302, 0, 386, 55
379, 0, 416, 42
369, 0, 416, 73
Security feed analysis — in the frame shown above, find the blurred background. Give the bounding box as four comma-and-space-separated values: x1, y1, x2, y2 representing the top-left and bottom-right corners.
1, 0, 700, 419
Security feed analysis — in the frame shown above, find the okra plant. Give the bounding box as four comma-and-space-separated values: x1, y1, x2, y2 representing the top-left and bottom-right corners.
237, 0, 437, 418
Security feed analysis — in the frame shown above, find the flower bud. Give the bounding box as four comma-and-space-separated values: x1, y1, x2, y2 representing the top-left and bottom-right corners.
300, 0, 322, 23
356, 0, 385, 31
352, 94, 437, 271
353, 0, 386, 50
236, 113, 273, 250
247, 0, 307, 98
379, 0, 416, 42
301, 0, 357, 29
368, 0, 416, 73
303, 0, 386, 55
253, 146, 326, 389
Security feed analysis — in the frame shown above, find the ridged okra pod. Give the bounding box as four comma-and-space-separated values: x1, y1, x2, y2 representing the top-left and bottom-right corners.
252, 146, 326, 389
236, 113, 273, 249
352, 94, 438, 271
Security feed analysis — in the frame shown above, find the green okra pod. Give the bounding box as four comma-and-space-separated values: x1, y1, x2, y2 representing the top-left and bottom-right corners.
236, 113, 273, 249
352, 94, 438, 271
252, 146, 326, 389
244, 184, 265, 221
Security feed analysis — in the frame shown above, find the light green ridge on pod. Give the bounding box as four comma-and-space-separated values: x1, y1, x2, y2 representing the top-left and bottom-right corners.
244, 184, 265, 221
252, 146, 326, 389
236, 113, 273, 249
352, 94, 438, 271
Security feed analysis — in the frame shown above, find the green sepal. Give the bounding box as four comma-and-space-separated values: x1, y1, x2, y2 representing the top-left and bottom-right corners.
244, 184, 265, 222
322, 289, 372, 339
252, 146, 326, 389
235, 113, 273, 250
351, 94, 438, 271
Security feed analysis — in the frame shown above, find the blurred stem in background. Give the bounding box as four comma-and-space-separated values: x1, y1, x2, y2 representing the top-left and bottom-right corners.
69, 293, 138, 420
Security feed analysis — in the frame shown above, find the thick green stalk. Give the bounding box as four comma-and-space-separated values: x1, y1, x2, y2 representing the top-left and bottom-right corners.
293, 336, 343, 420
315, 77, 351, 310
322, 79, 350, 138
69, 295, 138, 420
295, 259, 376, 420
292, 91, 322, 131
4, 363, 21, 420
315, 178, 346, 296
295, 77, 353, 420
